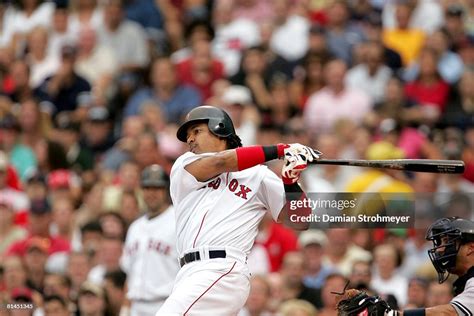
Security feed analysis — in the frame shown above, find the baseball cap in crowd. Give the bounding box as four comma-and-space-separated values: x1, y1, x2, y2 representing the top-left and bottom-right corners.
0, 115, 20, 131
25, 171, 46, 185
26, 236, 51, 254
79, 282, 105, 298
366, 141, 405, 160
55, 112, 80, 132
30, 198, 51, 215
11, 287, 33, 302
298, 230, 328, 247
61, 44, 77, 59
0, 151, 8, 171
87, 107, 111, 122
446, 4, 464, 17
48, 169, 72, 189
222, 85, 252, 106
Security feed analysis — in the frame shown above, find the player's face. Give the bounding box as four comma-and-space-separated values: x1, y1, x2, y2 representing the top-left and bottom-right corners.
186, 123, 227, 154
143, 187, 167, 212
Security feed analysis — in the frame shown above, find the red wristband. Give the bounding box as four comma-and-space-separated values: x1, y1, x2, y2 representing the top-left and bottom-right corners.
236, 144, 288, 171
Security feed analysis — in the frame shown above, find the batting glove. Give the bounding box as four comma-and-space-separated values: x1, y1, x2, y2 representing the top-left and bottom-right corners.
284, 143, 322, 163
282, 144, 322, 184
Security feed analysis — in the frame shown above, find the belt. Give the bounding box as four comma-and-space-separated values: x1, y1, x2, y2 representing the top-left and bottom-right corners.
179, 250, 226, 267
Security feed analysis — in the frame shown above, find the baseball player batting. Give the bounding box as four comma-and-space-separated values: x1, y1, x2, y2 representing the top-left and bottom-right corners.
120, 165, 180, 316
156, 105, 319, 315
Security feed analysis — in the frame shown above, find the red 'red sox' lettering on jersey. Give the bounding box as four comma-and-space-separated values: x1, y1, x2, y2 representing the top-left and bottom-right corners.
207, 177, 252, 200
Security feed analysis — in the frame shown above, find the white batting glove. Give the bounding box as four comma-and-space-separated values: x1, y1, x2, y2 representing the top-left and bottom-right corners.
284, 143, 322, 163
282, 145, 322, 184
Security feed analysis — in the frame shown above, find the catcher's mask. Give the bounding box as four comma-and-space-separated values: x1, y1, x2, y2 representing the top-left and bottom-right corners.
426, 217, 474, 283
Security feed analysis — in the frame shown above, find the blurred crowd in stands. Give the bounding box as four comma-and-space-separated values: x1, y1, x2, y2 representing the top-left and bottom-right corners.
0, 0, 473, 315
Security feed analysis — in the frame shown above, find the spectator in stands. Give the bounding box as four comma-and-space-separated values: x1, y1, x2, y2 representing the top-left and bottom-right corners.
324, 1, 366, 65
382, 0, 444, 34
0, 196, 27, 256
43, 273, 72, 305
304, 59, 372, 134
239, 275, 273, 316
406, 277, 428, 308
290, 52, 326, 109
9, 0, 55, 53
98, 0, 149, 72
48, 1, 76, 61
118, 190, 140, 228
280, 251, 321, 309
98, 212, 126, 241
5, 60, 33, 103
77, 281, 112, 316
346, 41, 392, 103
231, 0, 274, 23
76, 27, 119, 86
43, 294, 70, 316
103, 269, 126, 316
23, 238, 48, 292
382, 2, 425, 66
269, 0, 310, 63
322, 228, 372, 277
426, 280, 453, 307
444, 4, 470, 53
88, 235, 123, 285
0, 115, 37, 179
26, 26, 59, 89
278, 299, 318, 316
69, 0, 104, 37
404, 47, 450, 116
442, 70, 474, 130
176, 38, 224, 100
319, 273, 348, 316
230, 46, 273, 110
51, 196, 78, 245
124, 57, 202, 122
371, 243, 407, 307
133, 132, 168, 172
363, 12, 402, 72
35, 44, 91, 115
54, 113, 94, 172
18, 98, 50, 150
404, 29, 464, 85
212, 1, 260, 76
66, 251, 92, 300
2, 256, 29, 296
299, 230, 333, 290
80, 107, 115, 161
254, 213, 298, 273
7, 199, 71, 257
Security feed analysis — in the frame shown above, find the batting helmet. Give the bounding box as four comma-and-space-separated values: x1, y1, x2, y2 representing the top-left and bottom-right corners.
177, 106, 237, 143
141, 164, 169, 188
426, 217, 474, 283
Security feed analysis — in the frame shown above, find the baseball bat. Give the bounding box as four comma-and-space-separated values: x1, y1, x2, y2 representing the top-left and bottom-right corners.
309, 159, 465, 174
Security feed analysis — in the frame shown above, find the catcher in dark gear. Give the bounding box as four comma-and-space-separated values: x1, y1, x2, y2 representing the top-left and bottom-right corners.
337, 216, 474, 316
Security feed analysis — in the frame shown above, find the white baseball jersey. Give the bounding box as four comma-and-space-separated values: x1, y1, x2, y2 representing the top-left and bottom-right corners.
170, 152, 286, 257
451, 276, 474, 316
120, 206, 179, 301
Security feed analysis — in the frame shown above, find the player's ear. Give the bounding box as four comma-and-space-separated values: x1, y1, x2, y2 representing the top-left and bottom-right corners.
467, 241, 474, 256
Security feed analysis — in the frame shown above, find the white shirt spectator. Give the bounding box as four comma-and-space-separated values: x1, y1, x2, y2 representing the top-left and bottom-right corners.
346, 64, 392, 103
68, 8, 104, 38
382, 0, 444, 34
270, 15, 310, 61
212, 18, 261, 76
0, 6, 17, 47
9, 2, 54, 36
76, 45, 118, 84
371, 273, 408, 307
29, 55, 60, 88
97, 20, 149, 68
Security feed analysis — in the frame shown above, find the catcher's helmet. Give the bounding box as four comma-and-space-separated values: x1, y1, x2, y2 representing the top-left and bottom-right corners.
177, 106, 236, 143
426, 217, 474, 283
141, 164, 169, 188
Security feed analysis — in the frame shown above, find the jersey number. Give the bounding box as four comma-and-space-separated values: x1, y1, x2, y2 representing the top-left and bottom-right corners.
207, 178, 252, 200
